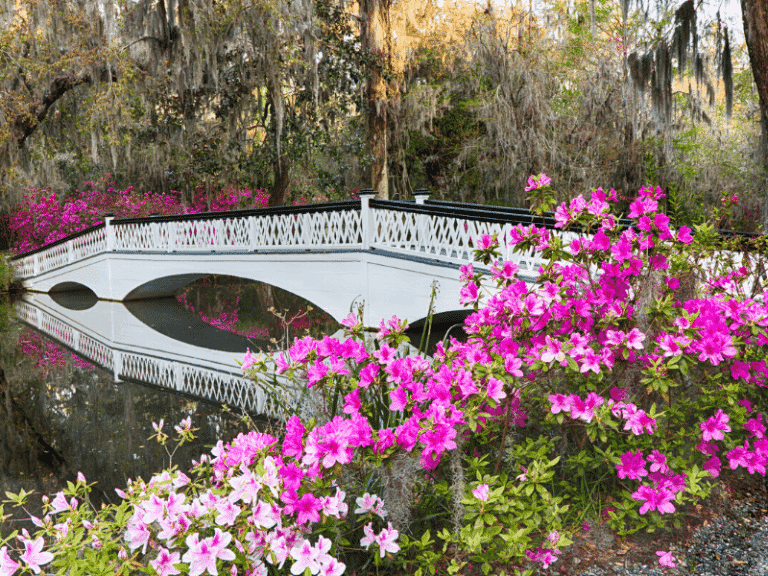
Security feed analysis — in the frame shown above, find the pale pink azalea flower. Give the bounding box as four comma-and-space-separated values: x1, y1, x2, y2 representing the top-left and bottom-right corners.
183, 529, 235, 576
214, 498, 241, 526
0, 546, 19, 576
289, 540, 320, 575
355, 493, 385, 516
319, 557, 345, 576
50, 491, 72, 514
149, 546, 181, 576
341, 312, 359, 329
174, 416, 192, 435
241, 348, 256, 370
77, 471, 86, 484
125, 517, 151, 553
229, 466, 261, 504
251, 501, 279, 529
376, 523, 400, 557
360, 523, 378, 549
19, 537, 54, 575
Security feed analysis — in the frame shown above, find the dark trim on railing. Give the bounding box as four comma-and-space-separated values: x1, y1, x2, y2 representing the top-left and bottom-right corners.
10, 222, 107, 261
371, 199, 563, 228
114, 200, 362, 225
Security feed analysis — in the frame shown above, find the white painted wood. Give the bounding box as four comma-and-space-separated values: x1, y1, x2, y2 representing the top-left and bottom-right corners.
14, 202, 559, 327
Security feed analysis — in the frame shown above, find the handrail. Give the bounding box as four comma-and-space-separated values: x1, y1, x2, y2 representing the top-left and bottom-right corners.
11, 223, 107, 261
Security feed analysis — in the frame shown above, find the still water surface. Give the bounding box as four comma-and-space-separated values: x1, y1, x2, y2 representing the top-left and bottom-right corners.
1, 277, 338, 531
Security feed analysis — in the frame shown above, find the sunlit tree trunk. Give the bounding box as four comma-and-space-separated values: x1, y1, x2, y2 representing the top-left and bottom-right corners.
741, 0, 768, 226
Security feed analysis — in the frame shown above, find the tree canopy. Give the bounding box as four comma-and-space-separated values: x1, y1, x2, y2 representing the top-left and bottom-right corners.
1, 0, 766, 229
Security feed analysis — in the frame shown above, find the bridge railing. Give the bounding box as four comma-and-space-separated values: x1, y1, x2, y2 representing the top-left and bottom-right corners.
15, 191, 760, 287
367, 198, 579, 276
111, 201, 363, 253
12, 201, 365, 279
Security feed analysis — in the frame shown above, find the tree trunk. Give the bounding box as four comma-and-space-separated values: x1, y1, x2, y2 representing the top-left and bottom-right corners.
741, 0, 768, 226
268, 154, 291, 207
360, 0, 389, 199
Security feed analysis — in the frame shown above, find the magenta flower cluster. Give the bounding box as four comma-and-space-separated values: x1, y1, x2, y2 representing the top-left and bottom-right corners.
10, 181, 269, 255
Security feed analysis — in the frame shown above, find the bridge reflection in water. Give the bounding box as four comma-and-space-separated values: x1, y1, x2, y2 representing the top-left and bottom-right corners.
16, 292, 302, 419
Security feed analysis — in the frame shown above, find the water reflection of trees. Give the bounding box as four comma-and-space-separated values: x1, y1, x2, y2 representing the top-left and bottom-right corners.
177, 276, 340, 347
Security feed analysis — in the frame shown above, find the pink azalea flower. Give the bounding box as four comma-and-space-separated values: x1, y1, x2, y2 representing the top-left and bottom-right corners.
472, 484, 490, 502
700, 409, 731, 442
703, 456, 721, 477
548, 393, 571, 414
616, 450, 648, 480
631, 485, 675, 515
648, 450, 670, 474
524, 173, 551, 191
727, 442, 751, 469
677, 226, 694, 244
307, 361, 329, 386
485, 377, 507, 403
459, 283, 479, 305
656, 550, 677, 567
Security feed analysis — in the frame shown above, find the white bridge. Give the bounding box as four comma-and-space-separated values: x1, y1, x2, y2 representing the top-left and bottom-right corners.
13, 193, 556, 327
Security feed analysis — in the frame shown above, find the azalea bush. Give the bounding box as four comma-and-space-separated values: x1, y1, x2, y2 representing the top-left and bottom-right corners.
3, 175, 768, 575
10, 180, 270, 254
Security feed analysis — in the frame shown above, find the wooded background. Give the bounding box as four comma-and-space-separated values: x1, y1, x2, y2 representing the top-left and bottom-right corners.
2, 0, 767, 229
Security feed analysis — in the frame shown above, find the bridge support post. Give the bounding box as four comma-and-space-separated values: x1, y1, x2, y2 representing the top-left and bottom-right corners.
113, 350, 122, 383
413, 188, 431, 205
359, 189, 377, 250
413, 189, 431, 253
104, 214, 116, 252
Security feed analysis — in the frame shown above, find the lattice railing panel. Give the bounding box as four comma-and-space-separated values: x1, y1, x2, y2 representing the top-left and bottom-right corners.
370, 209, 570, 275
115, 222, 157, 251
13, 257, 35, 279
37, 243, 70, 274
72, 228, 107, 260
39, 314, 76, 348
181, 366, 259, 412
16, 302, 114, 370
76, 335, 114, 369
121, 354, 177, 388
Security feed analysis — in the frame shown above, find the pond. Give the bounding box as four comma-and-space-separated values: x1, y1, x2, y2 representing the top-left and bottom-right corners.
1, 275, 466, 537
0, 277, 340, 532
